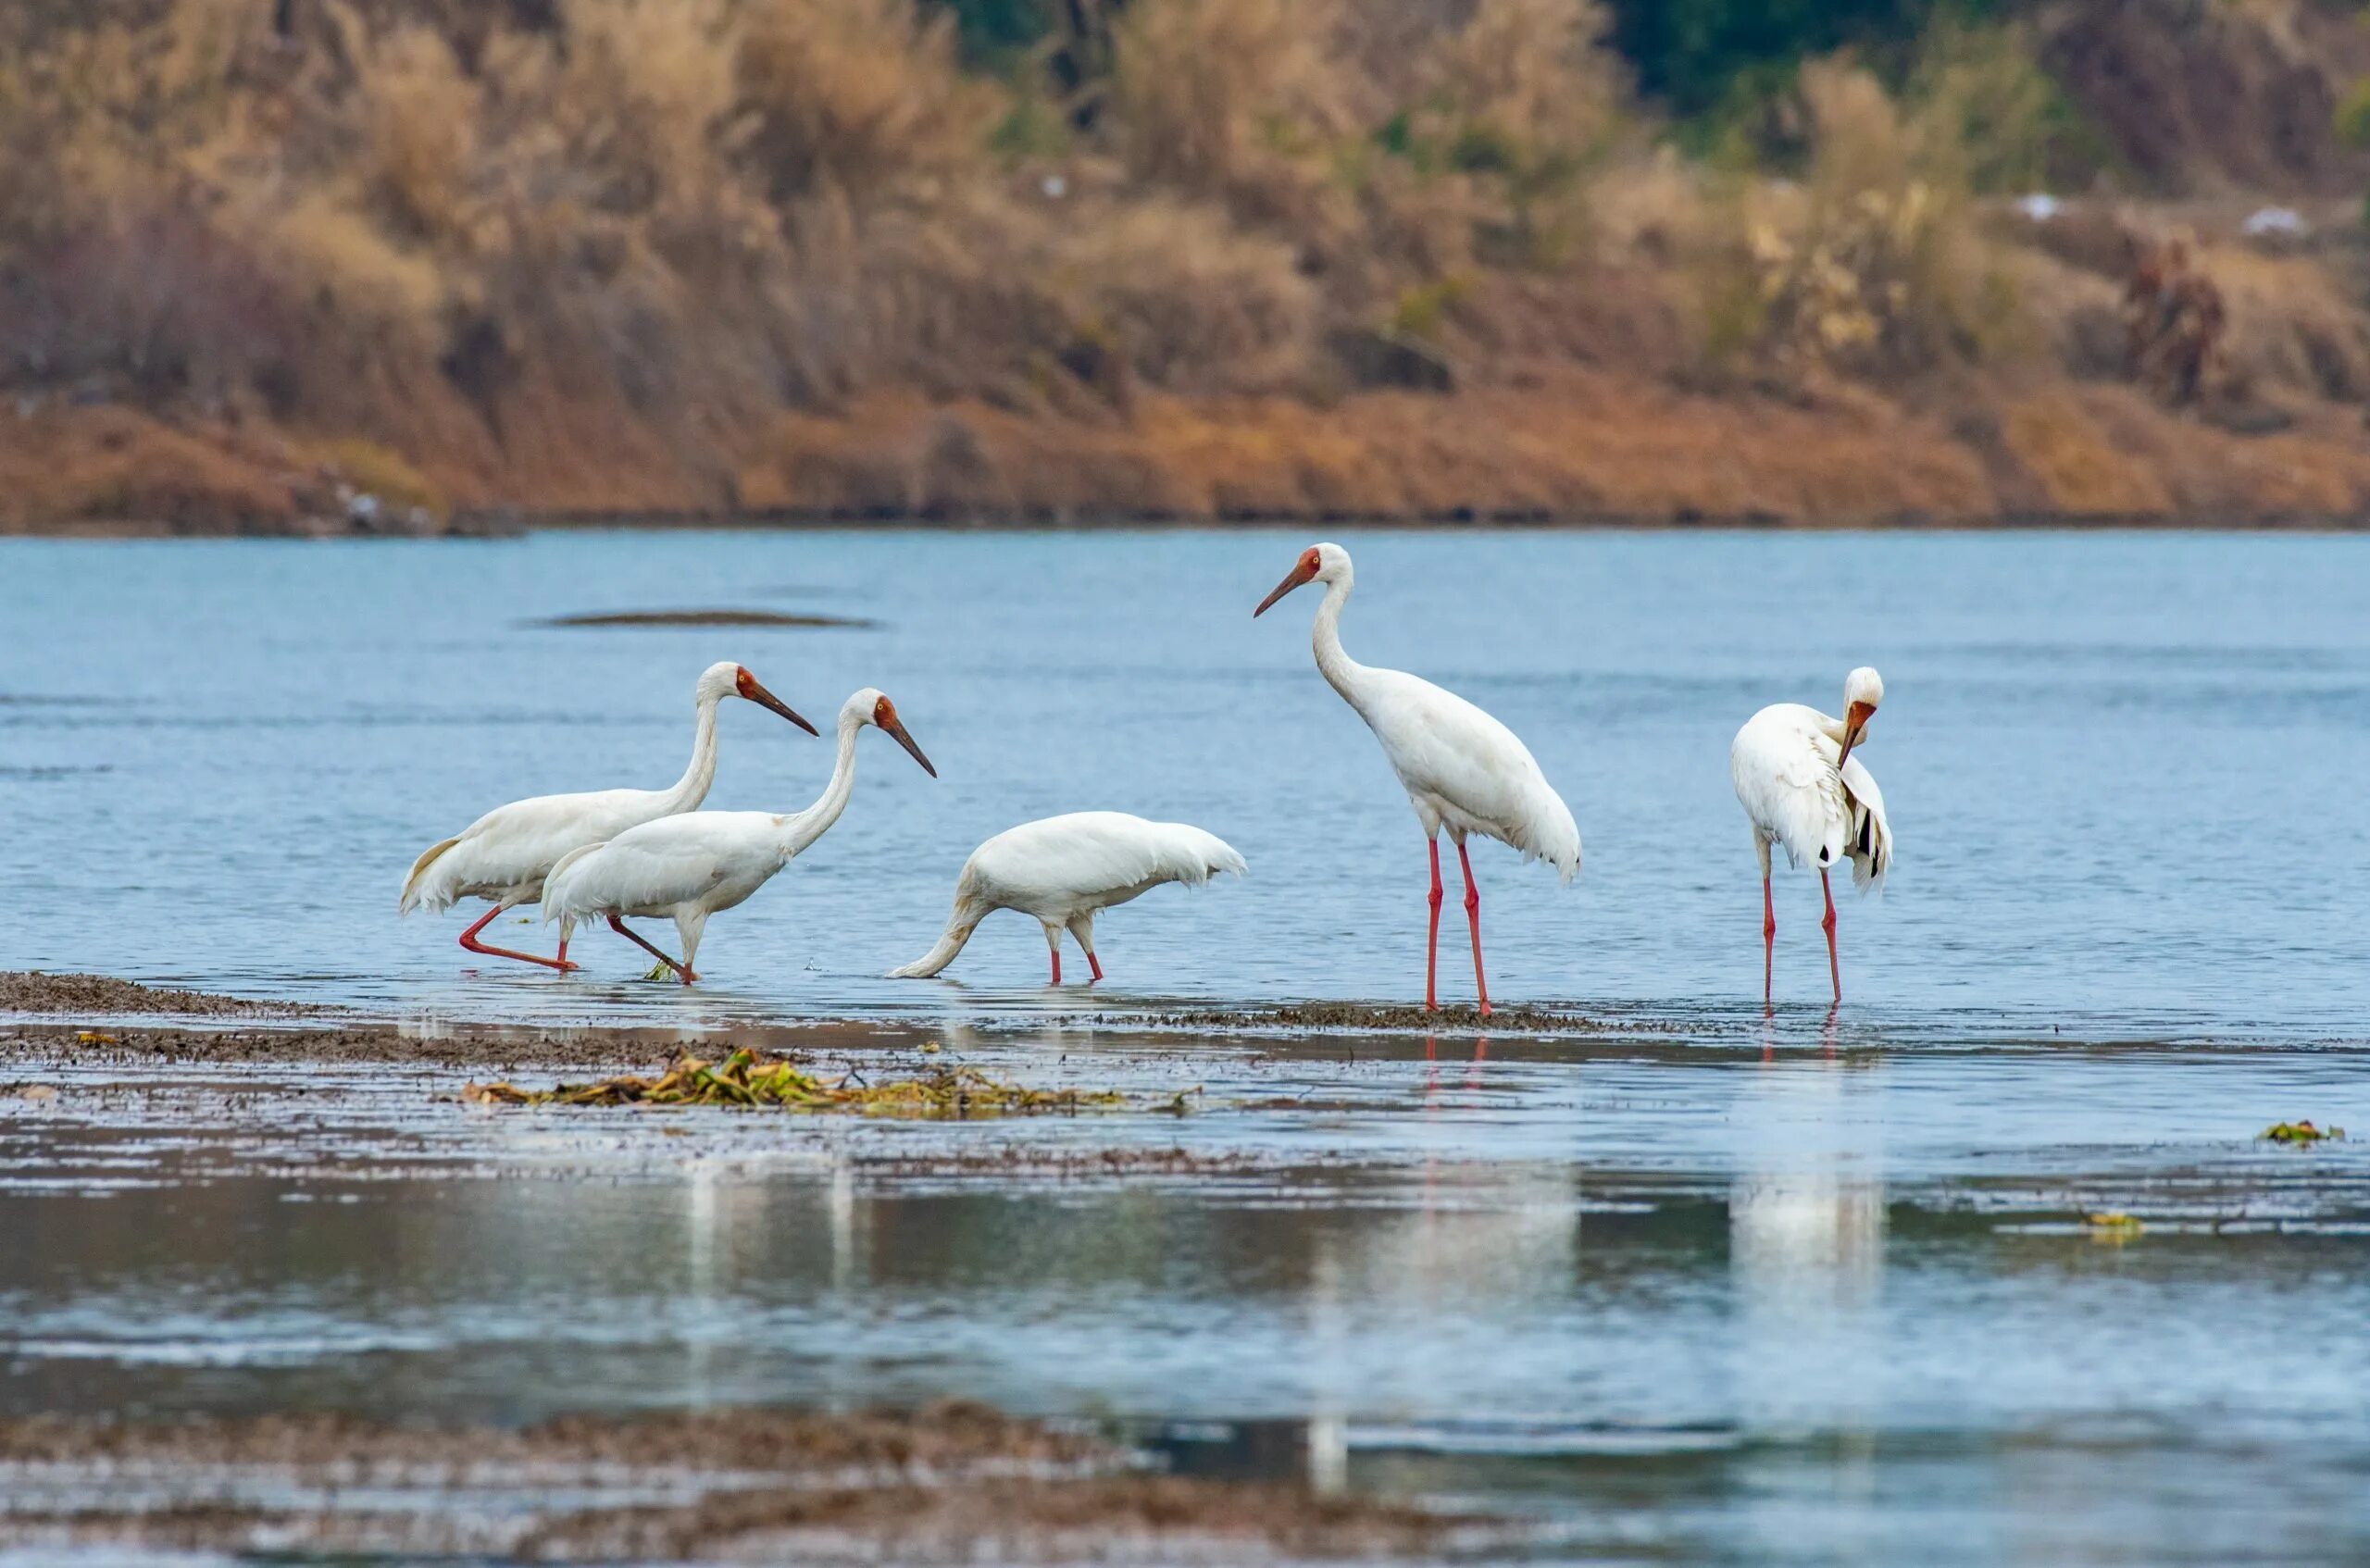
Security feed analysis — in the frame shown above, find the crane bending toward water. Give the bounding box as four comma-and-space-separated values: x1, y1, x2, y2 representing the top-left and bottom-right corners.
1730, 666, 1894, 1007
542, 690, 935, 983
1254, 542, 1580, 1016
399, 662, 815, 971
887, 812, 1247, 984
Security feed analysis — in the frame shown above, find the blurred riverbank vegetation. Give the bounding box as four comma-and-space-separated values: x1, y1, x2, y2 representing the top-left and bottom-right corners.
3, 0, 2369, 530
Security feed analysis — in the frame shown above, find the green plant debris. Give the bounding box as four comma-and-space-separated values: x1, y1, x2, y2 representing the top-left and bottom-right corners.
2262, 1121, 2346, 1145
462, 1047, 1134, 1118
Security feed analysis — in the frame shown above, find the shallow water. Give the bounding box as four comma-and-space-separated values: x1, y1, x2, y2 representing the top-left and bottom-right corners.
6, 528, 2370, 1035
7, 529, 2370, 1563
3, 1025, 2367, 1563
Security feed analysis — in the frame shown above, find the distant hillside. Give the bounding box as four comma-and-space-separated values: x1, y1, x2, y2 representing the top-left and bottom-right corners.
2, 0, 2366, 532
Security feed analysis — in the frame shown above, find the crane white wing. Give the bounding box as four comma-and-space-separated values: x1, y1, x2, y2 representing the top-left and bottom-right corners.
1352, 671, 1581, 881
889, 813, 1244, 978
970, 812, 1246, 902
542, 812, 778, 921
1730, 704, 1851, 874
401, 786, 678, 912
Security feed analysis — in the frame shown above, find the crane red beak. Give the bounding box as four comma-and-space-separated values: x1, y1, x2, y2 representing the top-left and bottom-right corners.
736, 668, 819, 735
1254, 551, 1322, 617
884, 718, 936, 778
1835, 701, 1875, 776
871, 696, 937, 778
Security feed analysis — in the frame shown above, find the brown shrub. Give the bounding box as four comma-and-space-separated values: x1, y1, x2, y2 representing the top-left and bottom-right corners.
734, 0, 998, 200
1109, 0, 1356, 229
356, 27, 480, 241
1052, 197, 1319, 392
1393, 0, 1626, 266
1696, 62, 2022, 382
2203, 244, 2370, 404
545, 0, 738, 217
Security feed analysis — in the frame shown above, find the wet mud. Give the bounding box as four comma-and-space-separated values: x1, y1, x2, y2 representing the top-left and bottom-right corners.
0, 1001, 954, 1071
0, 1403, 1461, 1563
1152, 1000, 1656, 1034
0, 1020, 670, 1071
0, 971, 333, 1017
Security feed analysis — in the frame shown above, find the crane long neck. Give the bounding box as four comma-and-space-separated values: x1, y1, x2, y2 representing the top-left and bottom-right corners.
1311, 574, 1368, 705
780, 714, 862, 859
662, 694, 724, 814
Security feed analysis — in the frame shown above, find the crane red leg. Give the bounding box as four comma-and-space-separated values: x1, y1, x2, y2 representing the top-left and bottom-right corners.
1066, 919, 1104, 982
1457, 840, 1491, 1018
459, 906, 576, 972
1819, 867, 1840, 1003
1425, 839, 1444, 1012
1762, 870, 1777, 1012
608, 915, 697, 984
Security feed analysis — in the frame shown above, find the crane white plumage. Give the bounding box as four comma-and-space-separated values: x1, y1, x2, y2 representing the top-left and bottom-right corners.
887, 812, 1247, 984
541, 689, 934, 983
1730, 666, 1894, 1007
397, 661, 816, 970
1254, 542, 1579, 1016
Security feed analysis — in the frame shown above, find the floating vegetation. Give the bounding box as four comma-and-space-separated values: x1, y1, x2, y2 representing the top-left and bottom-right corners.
2262, 1121, 2346, 1145
462, 1047, 1139, 1118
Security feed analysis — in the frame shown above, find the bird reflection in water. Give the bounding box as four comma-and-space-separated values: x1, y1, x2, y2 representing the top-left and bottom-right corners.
1421, 1033, 1491, 1103
1728, 1045, 1888, 1462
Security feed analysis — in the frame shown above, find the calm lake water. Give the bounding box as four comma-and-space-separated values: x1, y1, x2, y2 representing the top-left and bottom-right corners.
6, 528, 2370, 1035
2, 1028, 2366, 1563
6, 529, 2370, 1564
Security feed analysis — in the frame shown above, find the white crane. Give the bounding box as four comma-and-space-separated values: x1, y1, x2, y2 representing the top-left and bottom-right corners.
887, 812, 1248, 984
398, 662, 816, 970
541, 689, 934, 983
1730, 666, 1894, 1007
1254, 542, 1579, 1016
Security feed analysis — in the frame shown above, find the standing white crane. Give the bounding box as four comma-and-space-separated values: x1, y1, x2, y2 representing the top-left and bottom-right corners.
541, 689, 934, 983
1254, 542, 1580, 1016
887, 812, 1247, 984
1730, 666, 1894, 1007
398, 662, 816, 970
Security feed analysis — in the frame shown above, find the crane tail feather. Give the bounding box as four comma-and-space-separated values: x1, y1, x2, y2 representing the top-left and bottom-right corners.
538, 842, 605, 924
399, 837, 464, 915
